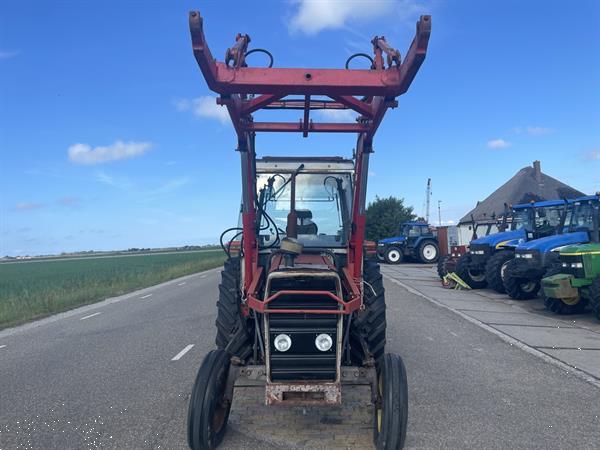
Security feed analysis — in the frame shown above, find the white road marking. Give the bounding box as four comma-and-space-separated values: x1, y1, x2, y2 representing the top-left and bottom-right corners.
177, 282, 187, 286
80, 312, 101, 321
200, 274, 207, 279
172, 344, 194, 361
140, 294, 153, 299
0, 345, 6, 349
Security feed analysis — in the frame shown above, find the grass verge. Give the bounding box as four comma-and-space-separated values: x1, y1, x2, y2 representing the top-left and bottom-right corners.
0, 250, 226, 330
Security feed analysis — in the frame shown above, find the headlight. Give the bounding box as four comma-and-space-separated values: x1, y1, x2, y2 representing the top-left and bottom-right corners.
562, 262, 568, 267
527, 232, 533, 239
274, 334, 292, 352
571, 262, 583, 268
516, 252, 534, 259
315, 334, 333, 352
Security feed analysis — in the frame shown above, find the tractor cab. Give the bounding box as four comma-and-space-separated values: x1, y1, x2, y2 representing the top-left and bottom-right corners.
255, 157, 354, 250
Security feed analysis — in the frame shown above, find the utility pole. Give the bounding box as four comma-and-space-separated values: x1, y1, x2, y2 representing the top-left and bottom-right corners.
422, 178, 432, 223
438, 200, 442, 226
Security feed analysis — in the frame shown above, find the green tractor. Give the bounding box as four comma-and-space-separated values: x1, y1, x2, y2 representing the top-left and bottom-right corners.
541, 197, 600, 317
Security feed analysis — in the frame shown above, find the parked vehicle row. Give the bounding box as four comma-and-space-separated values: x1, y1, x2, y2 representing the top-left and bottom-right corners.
437, 194, 600, 321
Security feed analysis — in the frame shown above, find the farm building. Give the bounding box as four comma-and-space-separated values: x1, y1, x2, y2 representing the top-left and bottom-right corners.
455, 160, 584, 245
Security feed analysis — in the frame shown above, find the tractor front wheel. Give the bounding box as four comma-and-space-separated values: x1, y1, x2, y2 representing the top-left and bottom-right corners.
503, 260, 540, 300
418, 241, 439, 264
384, 246, 403, 264
187, 349, 232, 450
456, 254, 487, 289
590, 277, 600, 322
373, 353, 409, 450
542, 265, 587, 314
485, 250, 514, 294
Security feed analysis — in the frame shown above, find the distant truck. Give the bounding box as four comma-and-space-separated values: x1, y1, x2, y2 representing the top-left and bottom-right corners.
377, 221, 440, 264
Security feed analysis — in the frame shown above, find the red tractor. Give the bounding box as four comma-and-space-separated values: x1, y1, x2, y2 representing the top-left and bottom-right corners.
186, 10, 431, 449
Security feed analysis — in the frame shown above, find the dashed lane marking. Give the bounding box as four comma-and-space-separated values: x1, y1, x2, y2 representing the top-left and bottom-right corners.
80, 312, 101, 321
140, 294, 153, 299
177, 282, 187, 286
172, 344, 194, 361
0, 345, 6, 349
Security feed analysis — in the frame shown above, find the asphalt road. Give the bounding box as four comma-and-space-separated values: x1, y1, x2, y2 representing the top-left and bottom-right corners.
1, 265, 599, 449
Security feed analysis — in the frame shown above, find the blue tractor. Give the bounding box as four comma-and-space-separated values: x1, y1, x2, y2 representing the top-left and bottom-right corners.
504, 194, 600, 301
455, 200, 569, 290
482, 199, 571, 293
377, 221, 440, 264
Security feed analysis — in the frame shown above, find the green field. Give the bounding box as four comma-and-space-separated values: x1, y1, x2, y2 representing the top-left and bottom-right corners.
0, 250, 226, 329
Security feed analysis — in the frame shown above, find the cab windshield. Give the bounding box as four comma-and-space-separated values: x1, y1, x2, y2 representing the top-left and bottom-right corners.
511, 208, 533, 230
256, 172, 353, 248
569, 201, 597, 232
401, 224, 424, 237
532, 205, 565, 234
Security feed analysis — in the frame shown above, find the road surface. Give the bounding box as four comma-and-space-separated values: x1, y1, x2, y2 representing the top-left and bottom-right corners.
1, 265, 599, 449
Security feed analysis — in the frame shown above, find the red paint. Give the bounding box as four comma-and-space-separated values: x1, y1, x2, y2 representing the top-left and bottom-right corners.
188, 10, 430, 313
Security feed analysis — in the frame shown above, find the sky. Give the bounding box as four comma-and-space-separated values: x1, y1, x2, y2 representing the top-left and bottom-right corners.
1, 0, 599, 256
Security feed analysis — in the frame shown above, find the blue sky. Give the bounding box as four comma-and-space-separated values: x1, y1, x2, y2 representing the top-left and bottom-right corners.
1, 0, 599, 256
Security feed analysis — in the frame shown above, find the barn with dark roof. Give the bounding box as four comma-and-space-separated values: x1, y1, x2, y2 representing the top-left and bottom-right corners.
459, 160, 584, 225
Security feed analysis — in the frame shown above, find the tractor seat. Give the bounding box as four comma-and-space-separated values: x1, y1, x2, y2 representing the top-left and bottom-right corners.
296, 209, 318, 235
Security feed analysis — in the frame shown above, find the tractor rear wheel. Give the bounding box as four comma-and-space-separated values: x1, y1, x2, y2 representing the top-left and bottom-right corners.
350, 260, 386, 366
373, 353, 408, 450
485, 250, 514, 293
437, 254, 451, 279
215, 258, 253, 362
384, 246, 403, 264
590, 277, 600, 322
456, 253, 487, 289
418, 241, 439, 264
187, 349, 232, 450
504, 259, 540, 300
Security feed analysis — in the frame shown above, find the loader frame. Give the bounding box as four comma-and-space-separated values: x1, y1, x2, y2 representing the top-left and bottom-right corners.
188, 11, 431, 314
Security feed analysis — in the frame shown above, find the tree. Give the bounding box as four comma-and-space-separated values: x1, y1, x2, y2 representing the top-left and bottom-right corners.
365, 196, 416, 242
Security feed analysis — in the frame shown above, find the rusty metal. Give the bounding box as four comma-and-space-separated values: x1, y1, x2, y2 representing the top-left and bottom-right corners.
266, 381, 342, 405
372, 36, 401, 68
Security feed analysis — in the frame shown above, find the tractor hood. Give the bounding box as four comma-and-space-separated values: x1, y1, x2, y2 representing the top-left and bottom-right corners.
470, 229, 525, 247
559, 242, 600, 255
378, 236, 407, 245
516, 231, 590, 253
496, 238, 523, 250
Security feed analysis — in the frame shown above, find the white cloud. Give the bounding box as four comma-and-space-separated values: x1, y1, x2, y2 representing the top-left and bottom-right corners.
288, 0, 422, 35
514, 125, 553, 136
0, 50, 20, 59
15, 202, 43, 211
175, 96, 229, 124
68, 140, 152, 165
148, 177, 191, 196
94, 171, 133, 190
585, 150, 600, 161
316, 109, 357, 122
487, 139, 511, 149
